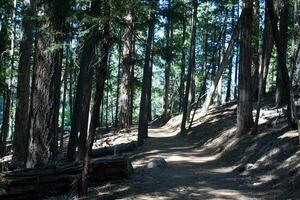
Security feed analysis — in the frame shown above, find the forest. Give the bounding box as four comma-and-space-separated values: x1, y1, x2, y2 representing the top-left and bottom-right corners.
0, 0, 300, 199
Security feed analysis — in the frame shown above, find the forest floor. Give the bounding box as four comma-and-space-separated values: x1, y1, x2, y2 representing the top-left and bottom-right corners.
84, 99, 300, 199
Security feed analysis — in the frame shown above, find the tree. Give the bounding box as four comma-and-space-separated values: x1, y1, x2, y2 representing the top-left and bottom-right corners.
236, 0, 253, 135
138, 0, 157, 144
12, 0, 34, 167
163, 0, 173, 121
266, 0, 296, 129
253, 1, 274, 133
179, 9, 187, 112
120, 6, 134, 130
180, 0, 198, 133
200, 8, 243, 115
67, 1, 101, 162
26, 0, 69, 168
80, 7, 110, 195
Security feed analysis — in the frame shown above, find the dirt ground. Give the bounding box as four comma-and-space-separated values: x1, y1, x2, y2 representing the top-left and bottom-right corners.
84, 125, 277, 198
81, 101, 300, 200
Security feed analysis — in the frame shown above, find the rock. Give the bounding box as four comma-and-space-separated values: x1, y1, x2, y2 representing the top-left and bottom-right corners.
147, 157, 167, 169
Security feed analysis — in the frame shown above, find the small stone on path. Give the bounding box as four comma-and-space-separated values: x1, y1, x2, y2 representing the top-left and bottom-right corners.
147, 157, 167, 169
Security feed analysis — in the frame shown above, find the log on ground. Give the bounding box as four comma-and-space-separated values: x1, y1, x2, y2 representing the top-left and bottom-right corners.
0, 155, 133, 199
91, 141, 137, 158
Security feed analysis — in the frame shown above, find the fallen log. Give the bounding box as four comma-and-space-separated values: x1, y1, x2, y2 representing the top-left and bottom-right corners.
0, 155, 133, 199
91, 141, 137, 158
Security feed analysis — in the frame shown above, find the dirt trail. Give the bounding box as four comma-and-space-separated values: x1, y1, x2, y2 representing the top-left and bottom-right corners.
93, 125, 270, 200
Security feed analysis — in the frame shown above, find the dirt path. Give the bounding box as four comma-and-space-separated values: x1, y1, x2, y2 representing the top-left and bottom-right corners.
93, 126, 268, 200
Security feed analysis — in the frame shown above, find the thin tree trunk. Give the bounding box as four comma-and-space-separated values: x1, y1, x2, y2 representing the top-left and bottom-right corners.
60, 44, 70, 151
106, 82, 109, 128
163, 0, 172, 121
267, 0, 296, 129
115, 32, 122, 126
129, 35, 136, 125
67, 27, 101, 161
80, 16, 110, 196
251, 0, 260, 100
226, 1, 236, 102
180, 0, 198, 133
179, 14, 186, 112
68, 55, 74, 120
119, 11, 133, 130
201, 12, 243, 115
199, 2, 209, 103
252, 4, 274, 133
237, 0, 253, 135
138, 0, 157, 145
148, 35, 155, 121
0, 87, 11, 157
78, 69, 93, 159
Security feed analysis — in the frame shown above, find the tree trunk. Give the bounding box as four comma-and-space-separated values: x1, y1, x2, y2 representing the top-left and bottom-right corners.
119, 11, 133, 130
106, 82, 109, 128
201, 12, 243, 115
179, 14, 186, 112
267, 0, 296, 129
115, 32, 122, 126
77, 71, 93, 159
26, 1, 68, 167
80, 17, 110, 196
237, 0, 254, 135
0, 87, 11, 157
199, 3, 209, 104
252, 3, 274, 133
67, 29, 101, 161
251, 0, 260, 100
147, 38, 154, 121
290, 0, 300, 81
138, 0, 157, 145
68, 58, 73, 120
13, 0, 34, 167
60, 44, 70, 151
180, 0, 198, 133
163, 0, 172, 121
129, 35, 136, 125
225, 2, 236, 102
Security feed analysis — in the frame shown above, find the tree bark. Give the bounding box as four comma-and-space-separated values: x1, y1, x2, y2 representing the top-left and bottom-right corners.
0, 87, 11, 157
138, 0, 157, 145
163, 0, 173, 121
79, 16, 110, 196
225, 1, 236, 102
66, 0, 102, 163
13, 0, 34, 167
115, 35, 122, 126
60, 44, 71, 151
26, 1, 69, 167
129, 35, 136, 125
201, 12, 243, 115
119, 10, 133, 130
237, 0, 254, 135
252, 3, 274, 133
267, 0, 296, 129
251, 0, 260, 100
179, 13, 186, 112
67, 32, 101, 161
180, 0, 198, 133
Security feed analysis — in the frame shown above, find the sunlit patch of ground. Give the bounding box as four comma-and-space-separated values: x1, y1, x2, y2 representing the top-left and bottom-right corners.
88, 100, 300, 199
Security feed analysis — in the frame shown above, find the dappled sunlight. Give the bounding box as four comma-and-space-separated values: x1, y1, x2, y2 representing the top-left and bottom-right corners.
209, 166, 237, 173
165, 154, 218, 163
